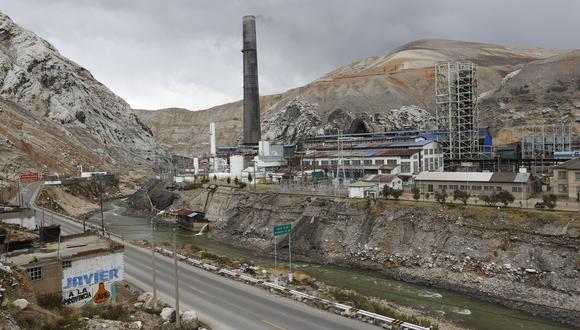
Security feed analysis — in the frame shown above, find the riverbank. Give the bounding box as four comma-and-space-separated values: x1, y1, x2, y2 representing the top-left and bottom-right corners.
168, 186, 579, 328
77, 196, 575, 329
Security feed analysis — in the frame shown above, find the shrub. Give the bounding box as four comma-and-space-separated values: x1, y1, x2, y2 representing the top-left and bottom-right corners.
82, 305, 130, 322
496, 190, 515, 207
391, 189, 402, 200
226, 177, 231, 184
434, 189, 447, 204
542, 194, 557, 210
382, 185, 391, 199
411, 187, 420, 201
238, 182, 247, 189
452, 189, 470, 205
37, 292, 63, 310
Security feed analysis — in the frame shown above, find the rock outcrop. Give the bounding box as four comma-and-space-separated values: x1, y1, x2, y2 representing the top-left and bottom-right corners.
0, 12, 166, 174
174, 187, 580, 327
261, 98, 322, 144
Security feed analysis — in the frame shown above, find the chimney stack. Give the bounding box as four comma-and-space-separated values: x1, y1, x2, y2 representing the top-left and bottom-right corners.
242, 15, 260, 145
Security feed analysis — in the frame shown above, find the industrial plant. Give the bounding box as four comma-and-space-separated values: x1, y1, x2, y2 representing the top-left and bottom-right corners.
169, 16, 580, 206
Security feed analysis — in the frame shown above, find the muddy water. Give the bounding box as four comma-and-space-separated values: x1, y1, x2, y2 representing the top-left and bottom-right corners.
88, 198, 572, 330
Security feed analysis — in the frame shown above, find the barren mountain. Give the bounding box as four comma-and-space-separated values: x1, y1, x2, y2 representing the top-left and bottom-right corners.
138, 39, 578, 157
0, 12, 166, 177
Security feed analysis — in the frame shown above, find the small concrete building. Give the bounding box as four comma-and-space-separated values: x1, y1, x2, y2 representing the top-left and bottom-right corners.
552, 158, 580, 200
6, 233, 124, 307
415, 171, 531, 199
348, 174, 403, 198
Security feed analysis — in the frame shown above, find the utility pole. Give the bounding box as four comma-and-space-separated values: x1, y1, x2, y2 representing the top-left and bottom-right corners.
96, 176, 105, 236
274, 234, 277, 285
288, 231, 292, 283
173, 228, 180, 327
150, 211, 164, 309
16, 179, 21, 208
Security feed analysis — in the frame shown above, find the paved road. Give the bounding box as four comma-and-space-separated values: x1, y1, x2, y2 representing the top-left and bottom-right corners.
20, 182, 380, 330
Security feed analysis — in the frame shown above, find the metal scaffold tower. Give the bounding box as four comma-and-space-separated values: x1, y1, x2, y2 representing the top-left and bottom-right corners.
435, 61, 480, 162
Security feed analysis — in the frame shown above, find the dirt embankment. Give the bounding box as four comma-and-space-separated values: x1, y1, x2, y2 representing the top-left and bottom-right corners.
172, 187, 580, 327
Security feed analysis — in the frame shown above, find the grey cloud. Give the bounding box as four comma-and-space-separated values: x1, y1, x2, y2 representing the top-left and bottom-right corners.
0, 0, 578, 110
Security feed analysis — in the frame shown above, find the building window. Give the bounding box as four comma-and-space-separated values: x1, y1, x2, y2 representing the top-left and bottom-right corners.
28, 267, 42, 280
496, 186, 502, 191
472, 185, 482, 191
401, 155, 411, 159
401, 162, 411, 173
375, 160, 384, 165
387, 159, 397, 165
320, 160, 329, 165
558, 184, 568, 193
434, 158, 439, 169
413, 154, 418, 159
483, 186, 492, 191
303, 160, 311, 166
331, 160, 338, 165
62, 260, 72, 269
352, 160, 361, 165
363, 160, 372, 165
576, 172, 580, 181
438, 185, 447, 190
343, 160, 350, 166
512, 186, 522, 193
558, 171, 567, 180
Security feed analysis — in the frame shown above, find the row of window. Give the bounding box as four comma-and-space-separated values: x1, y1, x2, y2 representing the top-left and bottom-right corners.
303, 158, 400, 166
27, 261, 72, 281
557, 171, 580, 181
430, 185, 523, 193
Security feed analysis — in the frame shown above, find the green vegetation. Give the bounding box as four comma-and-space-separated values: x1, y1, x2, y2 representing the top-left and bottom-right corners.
434, 189, 447, 204
382, 186, 402, 200
37, 292, 63, 310
81, 304, 130, 322
411, 187, 421, 201
200, 251, 238, 267
452, 189, 470, 205
542, 194, 558, 210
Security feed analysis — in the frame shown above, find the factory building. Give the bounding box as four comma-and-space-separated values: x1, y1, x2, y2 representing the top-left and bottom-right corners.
301, 137, 444, 180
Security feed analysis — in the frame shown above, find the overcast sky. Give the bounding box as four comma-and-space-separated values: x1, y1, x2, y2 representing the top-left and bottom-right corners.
1, 0, 579, 111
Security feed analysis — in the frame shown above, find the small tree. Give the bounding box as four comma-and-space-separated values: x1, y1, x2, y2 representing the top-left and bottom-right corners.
382, 185, 392, 199
391, 189, 402, 200
226, 177, 231, 184
247, 172, 253, 184
213, 174, 217, 182
434, 189, 447, 204
453, 189, 470, 205
425, 192, 431, 200
234, 177, 239, 185
411, 186, 421, 201
542, 194, 557, 210
496, 190, 515, 207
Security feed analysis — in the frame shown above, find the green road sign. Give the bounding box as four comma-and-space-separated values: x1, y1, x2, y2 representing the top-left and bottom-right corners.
273, 223, 291, 236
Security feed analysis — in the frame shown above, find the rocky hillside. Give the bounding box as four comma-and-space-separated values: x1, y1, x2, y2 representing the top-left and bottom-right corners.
0, 12, 166, 176
137, 39, 579, 156
174, 187, 579, 327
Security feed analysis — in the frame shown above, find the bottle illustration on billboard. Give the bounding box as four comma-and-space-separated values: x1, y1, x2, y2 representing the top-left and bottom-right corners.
93, 282, 111, 304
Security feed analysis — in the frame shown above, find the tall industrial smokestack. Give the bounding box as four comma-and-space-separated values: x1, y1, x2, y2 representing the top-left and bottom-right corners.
242, 15, 261, 145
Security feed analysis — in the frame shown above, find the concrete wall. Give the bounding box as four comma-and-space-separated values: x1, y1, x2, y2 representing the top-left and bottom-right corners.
27, 260, 62, 296
62, 252, 124, 307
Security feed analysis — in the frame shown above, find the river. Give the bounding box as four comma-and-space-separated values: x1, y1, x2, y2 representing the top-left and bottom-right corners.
87, 198, 572, 330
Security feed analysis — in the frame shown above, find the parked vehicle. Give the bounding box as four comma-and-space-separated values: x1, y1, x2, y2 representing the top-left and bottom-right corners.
534, 202, 546, 209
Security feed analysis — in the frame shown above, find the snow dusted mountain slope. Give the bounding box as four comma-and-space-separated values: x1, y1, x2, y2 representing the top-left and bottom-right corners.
0, 11, 166, 175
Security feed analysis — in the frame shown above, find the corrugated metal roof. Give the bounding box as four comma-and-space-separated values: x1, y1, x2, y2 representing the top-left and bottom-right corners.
363, 149, 382, 157
361, 174, 399, 183
390, 139, 435, 147
415, 172, 493, 182
348, 181, 376, 187
553, 157, 580, 170
374, 149, 418, 157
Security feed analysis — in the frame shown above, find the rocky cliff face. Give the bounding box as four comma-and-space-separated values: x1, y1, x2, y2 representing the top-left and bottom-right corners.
0, 12, 166, 175
173, 187, 579, 327
137, 39, 578, 156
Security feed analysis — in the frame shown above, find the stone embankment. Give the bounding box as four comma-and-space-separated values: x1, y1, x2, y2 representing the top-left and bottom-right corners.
172, 187, 580, 327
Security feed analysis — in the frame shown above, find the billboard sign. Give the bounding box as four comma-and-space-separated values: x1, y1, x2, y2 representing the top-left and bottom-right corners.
19, 172, 40, 181
273, 223, 292, 236
62, 252, 124, 307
